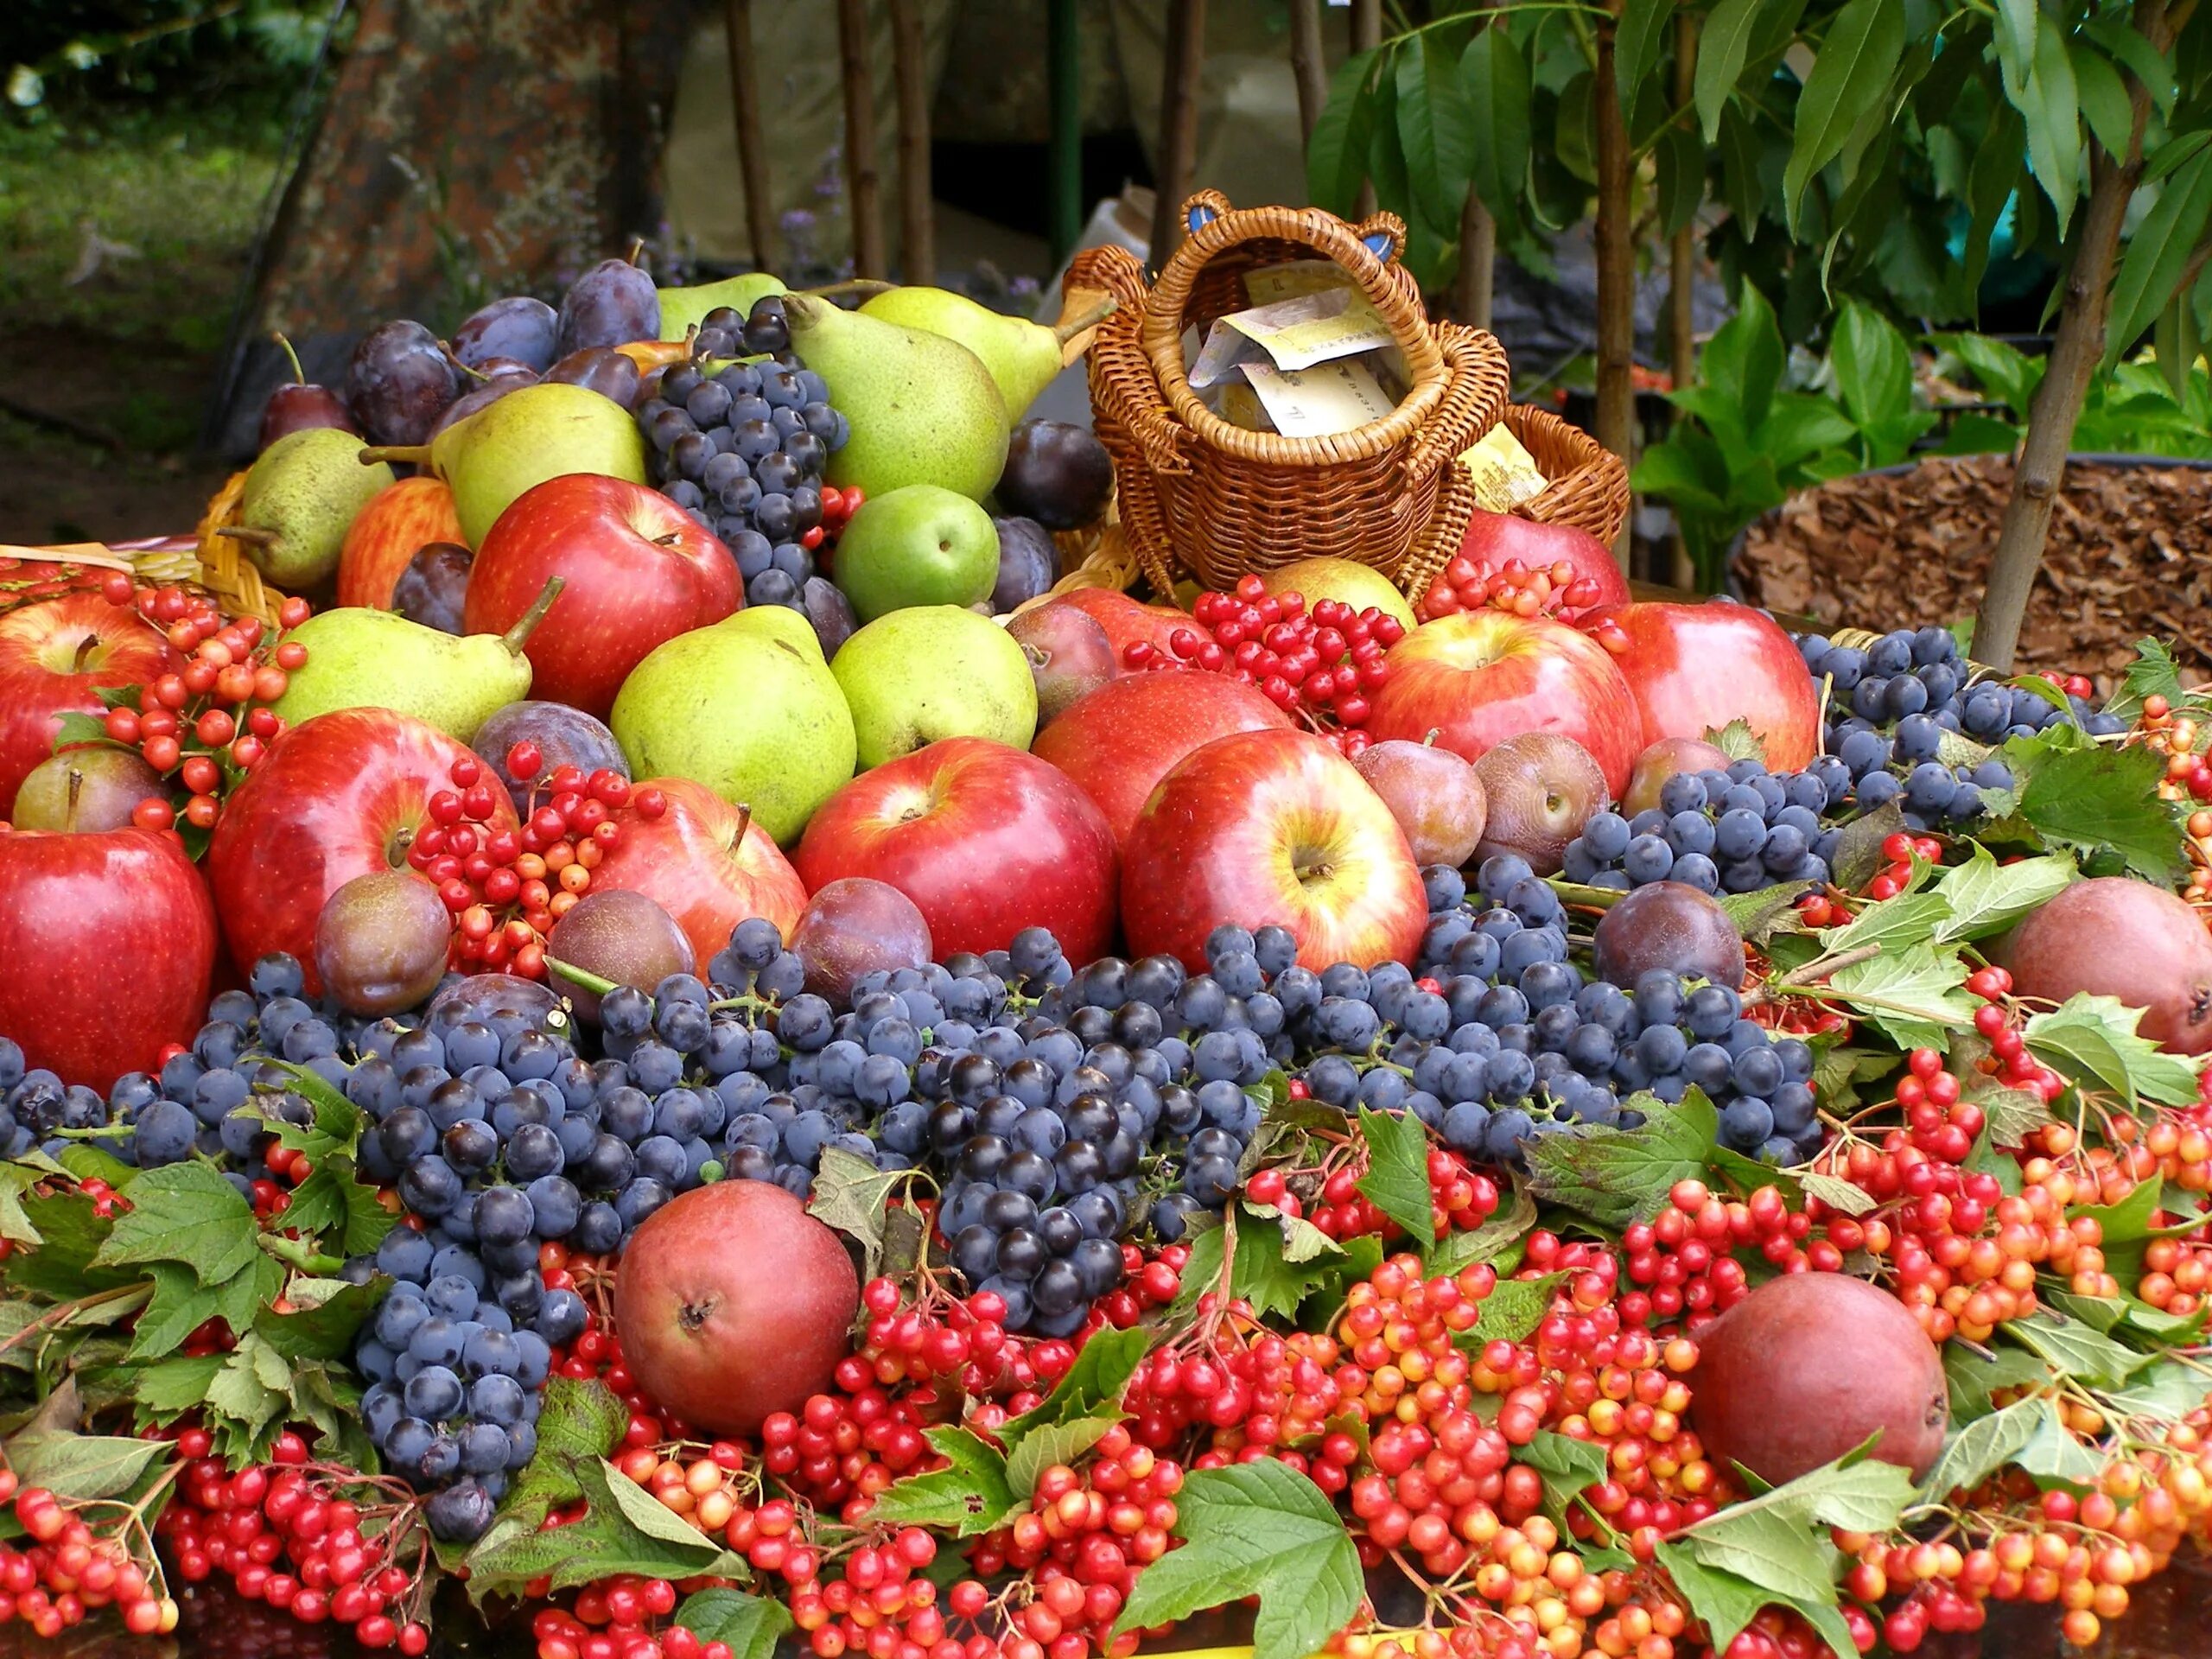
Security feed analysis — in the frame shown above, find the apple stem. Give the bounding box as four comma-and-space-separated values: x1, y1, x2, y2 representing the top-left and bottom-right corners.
1423, 728, 1441, 747
212, 526, 277, 546
63, 767, 82, 831
543, 954, 622, 999
502, 577, 566, 655
71, 633, 99, 673
271, 331, 307, 387
1052, 296, 1119, 345
733, 803, 753, 845
357, 443, 432, 468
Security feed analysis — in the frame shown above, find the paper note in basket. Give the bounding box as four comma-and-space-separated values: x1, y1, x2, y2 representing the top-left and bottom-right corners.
1238, 359, 1396, 438
1242, 259, 1358, 304
1187, 288, 1394, 388
1458, 424, 1551, 511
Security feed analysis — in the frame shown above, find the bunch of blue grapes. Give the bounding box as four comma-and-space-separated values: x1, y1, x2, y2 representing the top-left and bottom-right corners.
1382, 859, 1820, 1164
637, 296, 849, 610
1560, 758, 1853, 895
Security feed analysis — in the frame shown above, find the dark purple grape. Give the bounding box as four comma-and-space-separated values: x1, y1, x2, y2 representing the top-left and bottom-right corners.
544, 346, 642, 408
685, 380, 733, 426
742, 296, 790, 354
660, 364, 705, 406
393, 543, 474, 634
556, 258, 660, 354
703, 305, 744, 333
754, 451, 802, 494
450, 296, 560, 372
749, 569, 801, 607
671, 430, 715, 480
733, 419, 779, 461
754, 493, 794, 539
647, 407, 695, 453
346, 320, 463, 447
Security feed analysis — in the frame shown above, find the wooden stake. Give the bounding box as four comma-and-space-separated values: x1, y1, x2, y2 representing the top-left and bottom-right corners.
887, 0, 933, 283
724, 0, 774, 270
1150, 0, 1208, 266
1455, 188, 1495, 330
1351, 0, 1382, 215
836, 0, 886, 280
1289, 0, 1327, 145
1592, 0, 1636, 570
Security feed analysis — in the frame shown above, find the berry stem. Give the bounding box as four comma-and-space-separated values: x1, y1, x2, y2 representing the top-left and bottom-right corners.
502, 577, 566, 655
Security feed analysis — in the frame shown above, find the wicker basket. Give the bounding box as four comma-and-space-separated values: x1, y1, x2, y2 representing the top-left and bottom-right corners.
1504, 404, 1630, 547
1073, 191, 1512, 601
0, 475, 291, 629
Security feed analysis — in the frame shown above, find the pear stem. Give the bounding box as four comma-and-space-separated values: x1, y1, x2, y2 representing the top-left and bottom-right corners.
271, 331, 308, 386
1052, 296, 1119, 345
801, 278, 896, 302
543, 955, 621, 999
358, 444, 432, 467
212, 526, 277, 546
502, 576, 565, 655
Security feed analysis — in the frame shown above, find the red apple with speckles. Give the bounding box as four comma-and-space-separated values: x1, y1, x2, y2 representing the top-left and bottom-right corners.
0, 825, 217, 1090
1367, 610, 1640, 796
1030, 670, 1293, 852
207, 708, 517, 993
585, 776, 806, 971
1121, 728, 1427, 972
1586, 601, 1821, 771
0, 593, 181, 818
796, 737, 1117, 961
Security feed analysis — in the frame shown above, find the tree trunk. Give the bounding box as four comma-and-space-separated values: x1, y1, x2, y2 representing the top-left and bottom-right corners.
1592, 0, 1637, 569
1289, 0, 1328, 146
1972, 0, 2168, 670
1456, 189, 1496, 329
1351, 0, 1382, 216
887, 0, 933, 283
724, 0, 774, 271
1150, 0, 1209, 264
836, 0, 886, 279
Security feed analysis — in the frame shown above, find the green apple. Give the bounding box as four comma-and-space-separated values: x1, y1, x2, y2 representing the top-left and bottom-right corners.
657, 273, 789, 340
833, 606, 1037, 768
610, 607, 855, 843
832, 485, 1000, 621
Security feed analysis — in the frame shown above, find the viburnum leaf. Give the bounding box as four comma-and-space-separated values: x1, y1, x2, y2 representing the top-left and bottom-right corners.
1456, 1273, 1564, 1350
1797, 1173, 1876, 1216
1943, 1342, 2056, 1422
1656, 1543, 1802, 1656
1112, 1459, 1363, 1659
1170, 1205, 1346, 1325
2069, 1176, 2209, 1284
1675, 1442, 1915, 1610
866, 1427, 1018, 1535
1426, 1180, 1537, 1275
806, 1147, 906, 1278
1704, 719, 1766, 763
2107, 639, 2193, 721
2102, 1358, 2212, 1420
1004, 1416, 1122, 1504
130, 1256, 281, 1361
1818, 893, 1953, 957
0, 1164, 43, 1247
3, 1425, 168, 1503
257, 1063, 365, 1163
1822, 944, 1974, 1051
1524, 1090, 1722, 1229
1717, 882, 1815, 945
675, 1590, 793, 1659
2013, 1400, 2105, 1484
498, 1377, 631, 1529
2003, 1311, 2157, 1385
1001, 1325, 1151, 1444
2024, 994, 2202, 1109
1827, 800, 1907, 893
8, 1191, 136, 1300
1357, 1107, 1438, 1240
90, 1163, 260, 1286
126, 1353, 226, 1421
1517, 1430, 1609, 1529
1918, 1395, 2045, 1501
255, 1276, 387, 1361
2004, 735, 2183, 882
466, 1457, 747, 1599
1929, 847, 2074, 942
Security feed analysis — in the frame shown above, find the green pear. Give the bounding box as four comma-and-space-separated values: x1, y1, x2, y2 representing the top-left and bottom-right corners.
859, 287, 1071, 423
658, 272, 788, 340
610, 610, 856, 844
222, 428, 395, 588
833, 486, 1000, 622
364, 383, 648, 546
270, 578, 562, 741
833, 606, 1037, 768
782, 294, 1008, 500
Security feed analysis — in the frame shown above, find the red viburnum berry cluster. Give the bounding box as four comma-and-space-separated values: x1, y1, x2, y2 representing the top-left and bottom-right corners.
0, 1468, 177, 1640
1122, 575, 1405, 747
1415, 556, 1624, 645
1618, 1179, 1835, 1333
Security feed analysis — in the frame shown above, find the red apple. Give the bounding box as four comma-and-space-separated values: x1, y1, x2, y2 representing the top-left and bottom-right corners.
1587, 601, 1821, 771
0, 593, 181, 818
796, 737, 1117, 961
336, 475, 467, 609
0, 825, 217, 1090
1030, 670, 1293, 851
1122, 728, 1427, 973
1454, 512, 1630, 613
1367, 611, 1641, 796
586, 777, 807, 970
207, 708, 518, 993
1043, 588, 1192, 674
463, 474, 741, 718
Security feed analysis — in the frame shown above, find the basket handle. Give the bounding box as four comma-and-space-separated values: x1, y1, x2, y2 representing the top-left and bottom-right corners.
1141, 195, 1448, 454
1396, 324, 1503, 487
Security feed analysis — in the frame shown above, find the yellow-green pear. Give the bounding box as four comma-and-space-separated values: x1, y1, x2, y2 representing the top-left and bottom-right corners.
658, 272, 788, 340
222, 428, 395, 588
859, 286, 1070, 423
270, 578, 563, 742
833, 606, 1037, 768
609, 610, 856, 845
782, 295, 1008, 500
363, 382, 648, 546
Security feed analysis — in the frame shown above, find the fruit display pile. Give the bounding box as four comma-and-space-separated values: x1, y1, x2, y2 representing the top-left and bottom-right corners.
4, 245, 2212, 1659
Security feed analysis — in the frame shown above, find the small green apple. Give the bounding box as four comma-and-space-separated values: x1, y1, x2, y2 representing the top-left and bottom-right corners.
833, 486, 1000, 621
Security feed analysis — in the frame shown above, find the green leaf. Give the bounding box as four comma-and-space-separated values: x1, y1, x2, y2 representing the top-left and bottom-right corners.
1519, 1429, 1610, 1527
467, 1457, 747, 1598
1112, 1459, 1363, 1659
2024, 994, 2202, 1109
2015, 1399, 2105, 1485
1525, 1090, 1721, 1230
1695, 0, 1764, 142
2, 1427, 168, 1503
1828, 301, 1916, 435
255, 1275, 385, 1361
2103, 1358, 2210, 1420
1462, 25, 1532, 229
2083, 19, 2177, 117
127, 1353, 226, 1421
2005, 734, 2182, 882
1656, 1543, 1797, 1656
1655, 122, 1704, 241
2109, 639, 2190, 722
1929, 847, 2074, 942
1366, 63, 1409, 221
130, 1255, 280, 1361
1678, 1447, 1913, 1605
806, 1146, 908, 1280
2110, 149, 2212, 363
1697, 282, 1784, 439
1307, 48, 1380, 213
1783, 0, 1905, 236
1827, 799, 1906, 893
1617, 0, 1675, 119
1992, 0, 2036, 97
1919, 1395, 2044, 1500
2070, 41, 2133, 162
1819, 892, 1952, 957
1005, 1415, 1121, 1503
2005, 1311, 2157, 1385
868, 1427, 1018, 1535
676, 1590, 792, 1659
1397, 33, 1478, 236
1357, 1107, 1437, 1240
1943, 1339, 2055, 1421
499, 1376, 631, 1529
1001, 1324, 1152, 1445
1824, 943, 1974, 1050
1456, 1273, 1565, 1350
2069, 1176, 2207, 1283
90, 1162, 259, 1287
2018, 14, 2083, 232
1171, 1205, 1346, 1325
1800, 1173, 1877, 1216
1426, 1179, 1537, 1275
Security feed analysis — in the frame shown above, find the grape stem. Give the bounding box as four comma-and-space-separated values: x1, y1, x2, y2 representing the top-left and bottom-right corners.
543, 955, 620, 999
257, 1232, 344, 1275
